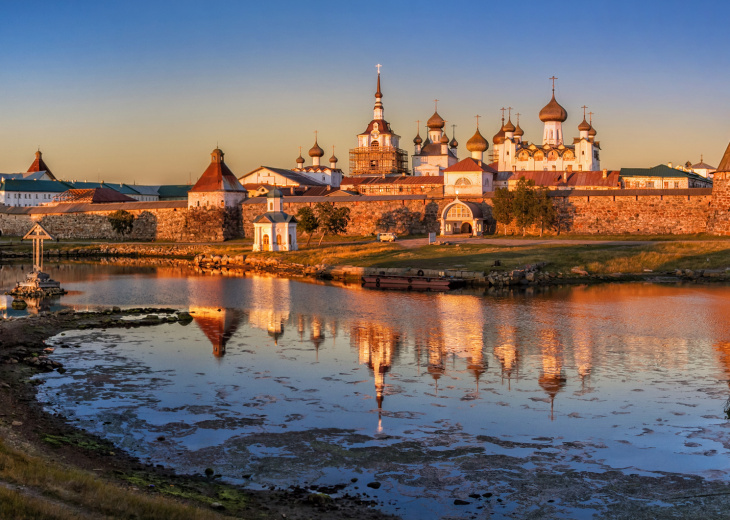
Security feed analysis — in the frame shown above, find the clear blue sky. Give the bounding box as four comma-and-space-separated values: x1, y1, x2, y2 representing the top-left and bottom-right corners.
1, 0, 728, 183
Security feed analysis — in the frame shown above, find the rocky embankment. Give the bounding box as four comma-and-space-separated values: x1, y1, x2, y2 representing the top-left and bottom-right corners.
0, 244, 205, 259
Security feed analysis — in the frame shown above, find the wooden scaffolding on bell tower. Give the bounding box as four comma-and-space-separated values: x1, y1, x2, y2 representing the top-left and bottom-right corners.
349, 145, 409, 177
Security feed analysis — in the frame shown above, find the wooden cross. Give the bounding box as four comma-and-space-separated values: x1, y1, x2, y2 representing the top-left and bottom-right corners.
507, 106, 513, 119
500, 107, 506, 122
515, 112, 521, 124
549, 76, 558, 92
581, 105, 588, 119
451, 124, 456, 138
416, 119, 420, 132
376, 64, 382, 74
474, 115, 481, 128
588, 111, 594, 124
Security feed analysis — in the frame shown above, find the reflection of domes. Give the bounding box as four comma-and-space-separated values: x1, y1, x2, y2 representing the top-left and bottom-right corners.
539, 94, 568, 122
466, 128, 489, 152
427, 111, 445, 129
538, 374, 567, 399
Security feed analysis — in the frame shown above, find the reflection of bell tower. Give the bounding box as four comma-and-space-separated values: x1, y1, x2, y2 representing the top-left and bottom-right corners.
310, 317, 325, 359
714, 342, 730, 389
352, 323, 399, 430
427, 340, 445, 395
191, 307, 243, 358
538, 330, 566, 420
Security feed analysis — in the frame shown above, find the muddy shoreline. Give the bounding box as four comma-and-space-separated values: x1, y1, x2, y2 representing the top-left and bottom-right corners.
0, 309, 397, 519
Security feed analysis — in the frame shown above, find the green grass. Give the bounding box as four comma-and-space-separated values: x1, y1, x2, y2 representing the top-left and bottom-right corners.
0, 439, 226, 520
259, 240, 730, 275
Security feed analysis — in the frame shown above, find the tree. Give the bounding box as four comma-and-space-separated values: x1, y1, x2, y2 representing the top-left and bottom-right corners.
532, 187, 556, 237
511, 177, 537, 236
108, 210, 134, 239
315, 202, 351, 246
491, 187, 514, 235
296, 206, 319, 246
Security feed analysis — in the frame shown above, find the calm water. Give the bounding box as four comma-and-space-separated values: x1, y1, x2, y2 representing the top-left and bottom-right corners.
5, 262, 730, 518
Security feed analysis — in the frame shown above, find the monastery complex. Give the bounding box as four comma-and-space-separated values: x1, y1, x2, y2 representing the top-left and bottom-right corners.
1, 67, 729, 243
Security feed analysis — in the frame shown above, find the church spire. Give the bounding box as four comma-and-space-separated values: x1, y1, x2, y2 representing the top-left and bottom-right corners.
373, 64, 384, 120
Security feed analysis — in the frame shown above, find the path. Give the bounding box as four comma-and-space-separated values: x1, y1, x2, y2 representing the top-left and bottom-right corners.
397, 235, 656, 249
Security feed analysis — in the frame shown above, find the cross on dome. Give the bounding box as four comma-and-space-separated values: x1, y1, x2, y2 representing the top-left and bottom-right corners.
550, 76, 558, 92
376, 63, 382, 74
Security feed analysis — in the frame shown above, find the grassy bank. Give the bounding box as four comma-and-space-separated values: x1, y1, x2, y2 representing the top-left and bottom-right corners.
0, 438, 224, 520
259, 240, 730, 275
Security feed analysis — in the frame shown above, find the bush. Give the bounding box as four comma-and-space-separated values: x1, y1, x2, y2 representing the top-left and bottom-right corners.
107, 210, 134, 238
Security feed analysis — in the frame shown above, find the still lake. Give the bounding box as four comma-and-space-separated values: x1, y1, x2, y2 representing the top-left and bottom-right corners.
3, 262, 730, 519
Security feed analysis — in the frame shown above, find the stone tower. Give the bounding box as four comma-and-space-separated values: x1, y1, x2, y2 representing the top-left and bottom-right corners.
710, 141, 730, 235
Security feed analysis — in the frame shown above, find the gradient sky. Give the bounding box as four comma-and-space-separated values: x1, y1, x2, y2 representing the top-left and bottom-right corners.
1, 0, 729, 184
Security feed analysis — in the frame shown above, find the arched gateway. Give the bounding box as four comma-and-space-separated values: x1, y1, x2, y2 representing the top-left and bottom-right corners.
440, 199, 484, 237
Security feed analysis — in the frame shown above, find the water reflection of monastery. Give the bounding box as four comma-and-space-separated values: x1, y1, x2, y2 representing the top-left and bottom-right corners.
189, 306, 243, 358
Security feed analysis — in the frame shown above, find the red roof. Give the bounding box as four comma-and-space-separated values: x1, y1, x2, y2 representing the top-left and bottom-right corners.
190, 149, 246, 193
443, 157, 497, 173
341, 176, 443, 186
55, 188, 136, 204
495, 170, 621, 188
27, 151, 55, 179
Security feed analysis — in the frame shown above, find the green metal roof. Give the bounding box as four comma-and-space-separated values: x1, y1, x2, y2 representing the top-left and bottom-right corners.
619, 165, 707, 181
0, 179, 70, 192
156, 185, 192, 199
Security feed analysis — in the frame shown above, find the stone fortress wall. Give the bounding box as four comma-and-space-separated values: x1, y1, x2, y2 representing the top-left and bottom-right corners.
0, 186, 726, 241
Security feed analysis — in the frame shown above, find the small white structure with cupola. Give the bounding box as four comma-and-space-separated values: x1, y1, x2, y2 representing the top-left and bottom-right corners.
252, 188, 298, 252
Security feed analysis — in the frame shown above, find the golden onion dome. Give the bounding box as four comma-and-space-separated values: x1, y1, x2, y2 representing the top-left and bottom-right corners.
296, 154, 305, 164
466, 128, 489, 152
329, 153, 338, 164
440, 133, 449, 144
493, 127, 505, 145
514, 123, 524, 137
450, 136, 458, 148
588, 124, 597, 137
308, 139, 324, 158
539, 94, 568, 122
578, 118, 591, 132
413, 132, 423, 145
427, 111, 445, 129
503, 118, 516, 133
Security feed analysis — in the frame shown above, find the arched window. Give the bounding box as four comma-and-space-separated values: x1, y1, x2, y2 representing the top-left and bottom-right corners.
446, 204, 472, 219
534, 152, 544, 161
518, 151, 529, 161
371, 141, 379, 148
455, 177, 472, 186
563, 151, 574, 161
263, 234, 270, 245
548, 151, 558, 161
276, 234, 282, 245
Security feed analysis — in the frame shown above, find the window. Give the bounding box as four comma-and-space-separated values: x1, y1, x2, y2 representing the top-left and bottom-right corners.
455, 177, 471, 186
674, 182, 679, 188
446, 204, 471, 219
664, 182, 669, 188
646, 181, 654, 188
276, 234, 282, 245
263, 234, 270, 245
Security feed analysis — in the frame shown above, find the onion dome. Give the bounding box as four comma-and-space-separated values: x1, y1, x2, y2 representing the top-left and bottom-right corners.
267, 187, 283, 199
493, 127, 505, 145
309, 138, 324, 158
296, 153, 305, 165
450, 136, 458, 148
466, 128, 489, 152
440, 133, 449, 144
578, 118, 591, 132
427, 111, 445, 129
588, 124, 597, 138
503, 117, 516, 133
413, 132, 423, 145
514, 123, 524, 137
329, 153, 338, 164
539, 93, 568, 122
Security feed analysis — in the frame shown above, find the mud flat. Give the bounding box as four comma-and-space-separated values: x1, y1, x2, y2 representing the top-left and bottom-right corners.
0, 309, 397, 519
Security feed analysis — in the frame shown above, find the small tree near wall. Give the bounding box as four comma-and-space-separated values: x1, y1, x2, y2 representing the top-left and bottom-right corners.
296, 206, 320, 246
315, 202, 351, 246
491, 188, 514, 235
108, 210, 134, 239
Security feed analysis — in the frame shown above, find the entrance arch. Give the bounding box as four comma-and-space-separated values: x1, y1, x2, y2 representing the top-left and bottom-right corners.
460, 222, 472, 234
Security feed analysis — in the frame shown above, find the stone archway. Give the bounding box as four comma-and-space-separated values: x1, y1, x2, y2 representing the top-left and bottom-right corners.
460, 222, 472, 234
